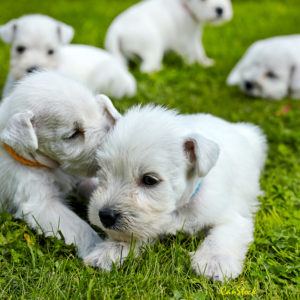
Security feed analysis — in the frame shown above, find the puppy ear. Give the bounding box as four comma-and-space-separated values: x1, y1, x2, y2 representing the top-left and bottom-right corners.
184, 134, 220, 177
0, 111, 38, 153
290, 64, 300, 97
0, 19, 17, 44
57, 21, 74, 44
227, 61, 243, 86
95, 94, 121, 126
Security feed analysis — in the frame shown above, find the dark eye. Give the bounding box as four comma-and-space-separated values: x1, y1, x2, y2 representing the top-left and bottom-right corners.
141, 174, 160, 186
265, 71, 277, 79
67, 128, 81, 139
16, 45, 26, 54
48, 49, 55, 55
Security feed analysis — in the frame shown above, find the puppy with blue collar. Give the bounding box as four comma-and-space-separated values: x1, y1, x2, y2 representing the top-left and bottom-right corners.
86, 105, 267, 282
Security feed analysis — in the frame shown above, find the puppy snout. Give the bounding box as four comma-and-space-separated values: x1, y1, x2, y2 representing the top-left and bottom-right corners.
26, 66, 39, 74
99, 209, 120, 228
244, 80, 254, 91
215, 7, 224, 17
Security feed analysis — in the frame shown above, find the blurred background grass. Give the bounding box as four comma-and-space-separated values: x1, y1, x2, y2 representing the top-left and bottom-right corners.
0, 0, 299, 299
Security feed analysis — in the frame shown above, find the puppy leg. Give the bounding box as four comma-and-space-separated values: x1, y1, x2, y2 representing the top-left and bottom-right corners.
191, 213, 254, 281
89, 60, 136, 98
187, 36, 214, 67
16, 185, 101, 258
84, 239, 136, 270
140, 47, 163, 73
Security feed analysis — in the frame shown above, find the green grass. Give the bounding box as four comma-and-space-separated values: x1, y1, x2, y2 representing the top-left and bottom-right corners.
0, 0, 299, 299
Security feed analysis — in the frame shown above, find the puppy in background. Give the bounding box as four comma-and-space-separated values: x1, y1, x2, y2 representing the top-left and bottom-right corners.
0, 71, 121, 258
105, 0, 233, 73
85, 105, 267, 282
0, 14, 136, 99
227, 35, 300, 100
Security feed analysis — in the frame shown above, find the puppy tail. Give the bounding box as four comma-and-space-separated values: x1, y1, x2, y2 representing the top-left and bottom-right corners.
236, 123, 268, 172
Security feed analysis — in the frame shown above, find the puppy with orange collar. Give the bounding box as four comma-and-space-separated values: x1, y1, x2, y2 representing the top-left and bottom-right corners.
0, 71, 120, 258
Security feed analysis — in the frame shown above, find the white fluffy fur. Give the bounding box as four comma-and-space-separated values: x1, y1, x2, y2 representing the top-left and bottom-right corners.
227, 35, 300, 100
0, 71, 121, 258
105, 0, 233, 73
0, 14, 136, 98
85, 105, 267, 281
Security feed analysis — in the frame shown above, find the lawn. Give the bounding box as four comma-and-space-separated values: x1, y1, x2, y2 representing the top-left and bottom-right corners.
0, 0, 299, 299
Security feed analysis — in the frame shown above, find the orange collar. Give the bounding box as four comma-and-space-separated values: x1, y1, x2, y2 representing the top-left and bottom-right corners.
4, 143, 48, 168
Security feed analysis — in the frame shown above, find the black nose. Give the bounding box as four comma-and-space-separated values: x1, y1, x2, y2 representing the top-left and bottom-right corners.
215, 7, 223, 17
26, 66, 38, 73
99, 209, 119, 228
244, 81, 254, 91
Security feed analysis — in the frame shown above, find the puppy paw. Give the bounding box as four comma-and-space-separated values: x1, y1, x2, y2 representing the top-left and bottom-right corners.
201, 58, 215, 67
190, 249, 242, 282
140, 62, 162, 73
75, 228, 102, 259
84, 241, 130, 271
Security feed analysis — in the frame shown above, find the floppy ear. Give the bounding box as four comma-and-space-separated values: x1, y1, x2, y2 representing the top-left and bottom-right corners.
56, 21, 74, 44
227, 60, 243, 86
184, 133, 220, 177
95, 94, 121, 126
0, 19, 17, 44
0, 111, 38, 153
290, 64, 300, 98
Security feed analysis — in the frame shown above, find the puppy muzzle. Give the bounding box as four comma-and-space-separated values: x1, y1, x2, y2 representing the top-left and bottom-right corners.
99, 209, 121, 229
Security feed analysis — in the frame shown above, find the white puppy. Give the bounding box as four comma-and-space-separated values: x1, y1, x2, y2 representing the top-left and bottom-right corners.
105, 0, 233, 73
0, 71, 121, 258
227, 35, 300, 100
85, 105, 267, 282
0, 14, 136, 98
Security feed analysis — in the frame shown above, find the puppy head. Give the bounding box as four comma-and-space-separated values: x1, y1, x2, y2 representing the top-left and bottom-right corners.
0, 71, 120, 177
0, 14, 74, 80
227, 39, 299, 100
184, 0, 233, 24
88, 106, 219, 242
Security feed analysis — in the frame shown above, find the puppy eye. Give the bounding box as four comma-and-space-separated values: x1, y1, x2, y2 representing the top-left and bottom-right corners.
265, 71, 277, 79
16, 45, 26, 54
66, 128, 82, 140
48, 49, 55, 55
141, 174, 160, 186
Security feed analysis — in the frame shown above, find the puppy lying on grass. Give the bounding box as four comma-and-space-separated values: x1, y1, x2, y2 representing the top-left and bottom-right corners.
85, 105, 267, 282
105, 0, 233, 73
0, 71, 120, 258
0, 14, 136, 99
227, 35, 300, 100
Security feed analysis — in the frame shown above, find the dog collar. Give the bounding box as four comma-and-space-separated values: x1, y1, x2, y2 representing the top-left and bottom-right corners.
4, 143, 48, 168
182, 2, 199, 23
190, 179, 203, 200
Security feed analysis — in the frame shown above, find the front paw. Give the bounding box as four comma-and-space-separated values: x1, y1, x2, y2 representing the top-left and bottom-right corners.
200, 57, 215, 67
84, 241, 130, 271
190, 249, 243, 282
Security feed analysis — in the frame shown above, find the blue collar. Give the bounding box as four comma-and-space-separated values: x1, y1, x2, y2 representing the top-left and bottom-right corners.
190, 179, 203, 200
